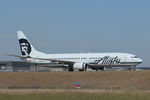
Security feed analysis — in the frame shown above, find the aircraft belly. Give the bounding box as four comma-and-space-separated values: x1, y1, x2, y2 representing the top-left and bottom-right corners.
88, 63, 136, 68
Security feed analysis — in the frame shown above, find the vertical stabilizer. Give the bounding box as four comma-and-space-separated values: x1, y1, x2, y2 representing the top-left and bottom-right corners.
17, 31, 38, 57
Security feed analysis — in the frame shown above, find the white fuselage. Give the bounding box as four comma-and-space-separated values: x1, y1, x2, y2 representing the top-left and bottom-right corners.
26, 52, 142, 67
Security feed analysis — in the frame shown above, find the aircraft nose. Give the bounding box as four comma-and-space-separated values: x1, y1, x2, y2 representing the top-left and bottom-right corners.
137, 58, 143, 63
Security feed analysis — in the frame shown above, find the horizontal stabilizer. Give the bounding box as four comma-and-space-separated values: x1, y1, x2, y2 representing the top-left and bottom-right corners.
5, 54, 29, 58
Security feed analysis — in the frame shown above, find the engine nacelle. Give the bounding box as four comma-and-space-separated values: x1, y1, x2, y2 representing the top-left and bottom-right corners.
73, 63, 87, 70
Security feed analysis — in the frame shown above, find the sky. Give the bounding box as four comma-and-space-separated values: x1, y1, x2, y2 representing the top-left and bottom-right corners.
0, 0, 150, 67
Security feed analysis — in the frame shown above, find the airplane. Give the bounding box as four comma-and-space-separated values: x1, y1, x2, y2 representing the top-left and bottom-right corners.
7, 31, 143, 71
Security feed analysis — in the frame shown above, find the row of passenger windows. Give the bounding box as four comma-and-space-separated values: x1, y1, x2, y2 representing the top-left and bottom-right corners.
53, 57, 101, 60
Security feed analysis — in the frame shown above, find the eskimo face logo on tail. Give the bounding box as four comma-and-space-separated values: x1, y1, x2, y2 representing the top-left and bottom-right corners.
19, 39, 31, 56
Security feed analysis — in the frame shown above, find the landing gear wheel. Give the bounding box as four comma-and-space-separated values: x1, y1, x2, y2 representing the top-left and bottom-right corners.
68, 67, 74, 71
132, 66, 136, 71
128, 68, 132, 71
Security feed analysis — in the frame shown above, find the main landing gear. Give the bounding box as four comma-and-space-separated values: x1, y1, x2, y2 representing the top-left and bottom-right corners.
128, 66, 136, 71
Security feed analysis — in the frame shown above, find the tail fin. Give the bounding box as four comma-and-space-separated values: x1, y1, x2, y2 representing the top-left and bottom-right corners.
17, 31, 37, 57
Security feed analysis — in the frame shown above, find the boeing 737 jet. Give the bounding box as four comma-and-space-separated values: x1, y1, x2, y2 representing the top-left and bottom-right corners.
8, 31, 143, 71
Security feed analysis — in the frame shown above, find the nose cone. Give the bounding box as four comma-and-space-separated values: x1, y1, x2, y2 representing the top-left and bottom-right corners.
137, 58, 143, 63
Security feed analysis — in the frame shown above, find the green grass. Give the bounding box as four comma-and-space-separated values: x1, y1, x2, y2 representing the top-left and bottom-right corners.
0, 90, 150, 100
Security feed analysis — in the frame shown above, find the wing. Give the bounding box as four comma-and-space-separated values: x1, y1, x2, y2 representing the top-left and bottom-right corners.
6, 54, 75, 65
32, 57, 74, 64
38, 64, 69, 67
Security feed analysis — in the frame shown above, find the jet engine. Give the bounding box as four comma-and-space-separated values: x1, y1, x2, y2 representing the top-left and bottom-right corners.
73, 63, 88, 71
